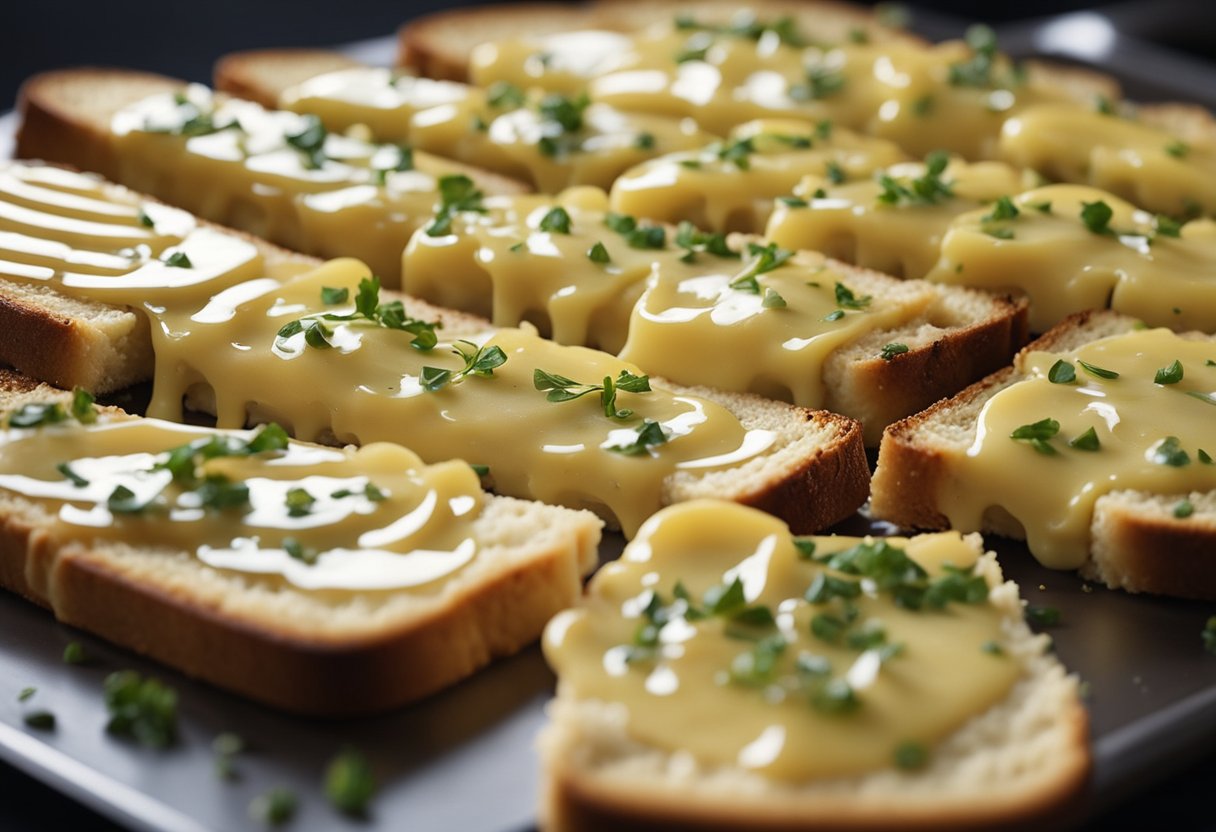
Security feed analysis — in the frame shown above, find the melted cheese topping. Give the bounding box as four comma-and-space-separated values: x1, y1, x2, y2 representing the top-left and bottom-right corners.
619, 248, 933, 409
0, 415, 483, 592
924, 185, 1216, 332
0, 161, 775, 537
1000, 104, 1216, 218
937, 328, 1216, 569
765, 159, 1031, 278
109, 85, 483, 284
472, 26, 1087, 157
280, 67, 712, 193
545, 500, 1019, 780
609, 118, 908, 232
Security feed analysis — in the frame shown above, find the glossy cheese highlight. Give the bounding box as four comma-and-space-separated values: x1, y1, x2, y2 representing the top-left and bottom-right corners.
937, 328, 1216, 569
545, 500, 1020, 780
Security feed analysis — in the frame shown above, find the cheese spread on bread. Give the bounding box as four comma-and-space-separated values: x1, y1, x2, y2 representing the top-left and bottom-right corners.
765, 157, 1033, 278
281, 67, 712, 192
609, 117, 908, 232
1000, 103, 1216, 218
924, 185, 1216, 332
108, 84, 504, 282
0, 411, 485, 591
545, 500, 1020, 779
937, 327, 1216, 569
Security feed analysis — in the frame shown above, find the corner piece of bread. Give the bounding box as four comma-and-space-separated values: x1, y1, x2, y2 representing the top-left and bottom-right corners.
871, 309, 1216, 599
0, 369, 603, 715
214, 48, 363, 108
537, 538, 1089, 832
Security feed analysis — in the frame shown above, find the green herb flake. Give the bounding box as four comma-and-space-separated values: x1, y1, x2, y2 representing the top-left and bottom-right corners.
810, 678, 859, 714
486, 81, 526, 110
1010, 417, 1060, 456
63, 641, 86, 664
325, 748, 376, 815
587, 241, 611, 264
1152, 436, 1190, 467
284, 487, 316, 517
469, 463, 490, 477
538, 206, 573, 234
894, 740, 929, 770
605, 419, 669, 456
634, 132, 656, 150
981, 640, 1004, 656
137, 209, 155, 228
1165, 139, 1190, 159
880, 342, 909, 360
23, 710, 56, 731
912, 94, 934, 116
1078, 359, 1119, 380
791, 65, 846, 101
1025, 605, 1061, 627
534, 368, 650, 419
249, 788, 297, 826
793, 538, 817, 560
1174, 499, 1195, 519
103, 670, 178, 748
762, 287, 787, 309
1199, 449, 1213, 464
18, 687, 35, 702
425, 174, 486, 237
213, 732, 245, 780
1155, 360, 1184, 385
285, 115, 328, 169
283, 537, 319, 565
320, 286, 349, 305
56, 462, 89, 488
162, 250, 193, 269
1155, 214, 1184, 238
834, 281, 871, 311
1048, 360, 1076, 384
948, 24, 998, 88
875, 151, 954, 206
1080, 200, 1114, 236
421, 340, 507, 392
1068, 426, 1101, 452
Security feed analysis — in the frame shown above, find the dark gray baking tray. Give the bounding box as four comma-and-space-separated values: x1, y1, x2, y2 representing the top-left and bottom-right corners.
3, 10, 1216, 830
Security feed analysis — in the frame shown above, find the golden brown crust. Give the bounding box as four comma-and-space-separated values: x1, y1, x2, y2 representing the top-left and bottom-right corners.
740, 409, 869, 534
213, 48, 362, 108
1087, 496, 1216, 600
546, 702, 1089, 832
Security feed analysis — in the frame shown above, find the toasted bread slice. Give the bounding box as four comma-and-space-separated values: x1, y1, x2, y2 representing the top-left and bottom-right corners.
0, 370, 602, 715
16, 68, 530, 283
397, 0, 921, 82
872, 310, 1216, 599
539, 501, 1089, 831
213, 48, 362, 108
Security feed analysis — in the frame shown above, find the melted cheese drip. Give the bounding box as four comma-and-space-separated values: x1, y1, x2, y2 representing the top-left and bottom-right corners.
281, 67, 712, 193
765, 159, 1031, 279
924, 185, 1216, 332
545, 500, 1019, 780
937, 329, 1216, 569
619, 249, 933, 408
0, 416, 483, 592
0, 161, 775, 537
609, 118, 908, 232
472, 28, 1086, 157
109, 85, 479, 284
1000, 104, 1216, 218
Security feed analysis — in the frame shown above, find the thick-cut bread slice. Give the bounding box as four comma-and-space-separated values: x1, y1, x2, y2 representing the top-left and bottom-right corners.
0, 370, 603, 715
871, 310, 1216, 599
15, 68, 531, 282
538, 509, 1089, 831
396, 0, 921, 83
213, 48, 362, 109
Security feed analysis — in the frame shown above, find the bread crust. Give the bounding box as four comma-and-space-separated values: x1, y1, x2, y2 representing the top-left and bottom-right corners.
213, 48, 362, 108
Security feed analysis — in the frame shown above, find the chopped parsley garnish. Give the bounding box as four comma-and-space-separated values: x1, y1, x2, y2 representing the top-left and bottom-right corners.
1155, 214, 1183, 238
470, 463, 490, 477
283, 537, 319, 565
320, 286, 349, 305
587, 241, 611, 263
137, 209, 155, 228
1078, 359, 1119, 379
1155, 360, 1184, 385
1174, 499, 1195, 519
538, 206, 572, 234
1200, 449, 1213, 464
371, 145, 414, 185
634, 132, 656, 150
420, 340, 507, 392
104, 670, 178, 748
880, 342, 909, 360
250, 788, 297, 826
23, 711, 56, 731
1095, 95, 1116, 115
195, 476, 251, 510
1152, 436, 1190, 467
948, 24, 1000, 88
984, 195, 1020, 222
1165, 139, 1190, 159
535, 92, 591, 158
791, 65, 846, 101
730, 634, 787, 686
834, 281, 872, 311
8, 401, 69, 429
212, 732, 244, 780
605, 419, 669, 455
285, 115, 327, 170
533, 369, 651, 419
1080, 200, 1114, 236
912, 94, 935, 116
875, 152, 954, 206
674, 221, 737, 263
63, 642, 86, 665
1048, 360, 1076, 384
1024, 605, 1061, 627
762, 287, 787, 309
1068, 427, 1101, 452
825, 160, 845, 184
716, 136, 755, 170
18, 687, 35, 702
325, 747, 376, 815
276, 276, 440, 352
162, 250, 193, 269
673, 12, 806, 47
107, 484, 149, 514
894, 740, 929, 770
486, 81, 526, 110
1010, 417, 1060, 455
793, 538, 817, 560
604, 212, 666, 249
730, 242, 794, 293
284, 487, 315, 517
426, 174, 486, 236
981, 640, 1004, 656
